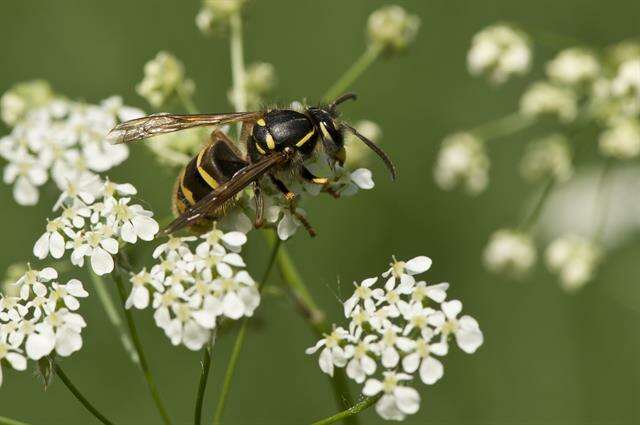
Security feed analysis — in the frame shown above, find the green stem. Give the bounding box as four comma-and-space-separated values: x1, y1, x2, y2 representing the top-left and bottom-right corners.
53, 361, 115, 425
469, 113, 535, 140
0, 417, 30, 425
520, 177, 555, 232
212, 236, 281, 425
323, 43, 383, 103
88, 269, 139, 365
194, 329, 217, 425
112, 269, 172, 425
310, 395, 381, 425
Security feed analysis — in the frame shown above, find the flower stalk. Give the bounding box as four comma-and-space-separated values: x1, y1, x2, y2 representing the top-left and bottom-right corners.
194, 329, 216, 425
53, 360, 114, 425
520, 177, 555, 232
212, 235, 281, 425
87, 269, 139, 365
323, 43, 383, 103
469, 113, 536, 141
112, 267, 172, 425
229, 10, 247, 136
0, 417, 30, 425
311, 395, 382, 425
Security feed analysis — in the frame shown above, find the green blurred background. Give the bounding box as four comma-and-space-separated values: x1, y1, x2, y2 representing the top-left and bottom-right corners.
1, 0, 639, 424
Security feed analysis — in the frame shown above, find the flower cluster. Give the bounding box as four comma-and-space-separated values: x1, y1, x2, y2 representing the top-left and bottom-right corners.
483, 229, 537, 278
367, 5, 421, 55
545, 235, 601, 292
467, 23, 531, 84
229, 62, 277, 109
0, 266, 88, 387
0, 82, 143, 206
136, 52, 195, 108
436, 25, 640, 291
126, 228, 258, 350
306, 256, 483, 421
33, 178, 159, 275
434, 132, 489, 194
196, 0, 247, 34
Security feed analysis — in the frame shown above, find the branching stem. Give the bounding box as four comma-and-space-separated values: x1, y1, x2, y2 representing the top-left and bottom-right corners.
323, 43, 383, 103
310, 395, 382, 425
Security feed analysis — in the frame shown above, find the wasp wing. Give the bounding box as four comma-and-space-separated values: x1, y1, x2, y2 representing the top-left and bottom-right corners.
163, 151, 288, 235
107, 112, 261, 144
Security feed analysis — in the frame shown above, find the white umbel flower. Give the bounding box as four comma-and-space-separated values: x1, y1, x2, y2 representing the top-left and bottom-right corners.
306, 256, 482, 421
0, 80, 53, 126
0, 333, 27, 387
467, 24, 531, 84
434, 132, 489, 194
520, 134, 573, 183
599, 118, 640, 160
520, 82, 578, 122
611, 58, 640, 100
367, 5, 420, 54
545, 235, 601, 291
483, 229, 537, 277
546, 48, 600, 85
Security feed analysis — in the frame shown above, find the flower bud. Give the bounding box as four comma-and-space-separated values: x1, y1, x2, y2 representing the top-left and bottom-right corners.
520, 81, 578, 123
367, 5, 420, 54
599, 118, 640, 160
434, 132, 489, 195
467, 24, 531, 84
483, 229, 537, 278
545, 235, 601, 291
1, 80, 54, 126
196, 0, 247, 34
546, 48, 600, 86
136, 51, 194, 108
520, 134, 573, 183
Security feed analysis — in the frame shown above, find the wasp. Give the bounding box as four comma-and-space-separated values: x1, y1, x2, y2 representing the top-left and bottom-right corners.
107, 93, 396, 235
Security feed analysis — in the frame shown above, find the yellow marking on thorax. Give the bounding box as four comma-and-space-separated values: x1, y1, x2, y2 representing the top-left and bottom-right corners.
196, 147, 219, 189
255, 142, 266, 155
295, 129, 316, 147
266, 132, 276, 150
256, 118, 266, 126
179, 170, 196, 205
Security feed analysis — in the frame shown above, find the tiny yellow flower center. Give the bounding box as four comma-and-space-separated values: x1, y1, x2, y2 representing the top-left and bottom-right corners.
354, 285, 372, 300
382, 374, 398, 393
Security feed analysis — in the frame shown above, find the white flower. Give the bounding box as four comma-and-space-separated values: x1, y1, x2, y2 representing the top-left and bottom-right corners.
0, 334, 27, 387
136, 52, 194, 108
363, 372, 420, 421
343, 277, 384, 317
434, 132, 489, 194
546, 48, 600, 85
467, 24, 531, 84
599, 118, 640, 160
520, 134, 573, 182
520, 82, 578, 122
126, 269, 163, 309
401, 327, 447, 385
17, 267, 57, 301
367, 5, 420, 54
383, 256, 432, 288
483, 229, 537, 277
343, 334, 380, 383
377, 323, 415, 368
545, 235, 601, 291
3, 149, 48, 205
105, 197, 159, 243
434, 300, 484, 354
53, 172, 101, 210
48, 279, 89, 311
33, 218, 72, 260
305, 327, 349, 376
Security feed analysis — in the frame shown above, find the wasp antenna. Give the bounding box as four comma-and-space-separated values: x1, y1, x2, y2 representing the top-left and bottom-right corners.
342, 122, 398, 181
329, 93, 358, 109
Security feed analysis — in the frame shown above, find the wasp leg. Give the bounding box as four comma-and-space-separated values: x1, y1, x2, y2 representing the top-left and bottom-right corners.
269, 174, 316, 237
300, 166, 340, 199
269, 174, 296, 202
253, 182, 264, 228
